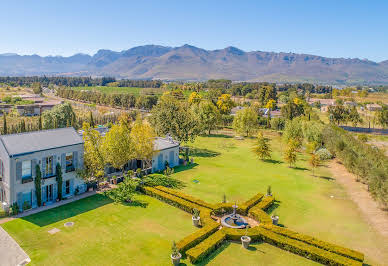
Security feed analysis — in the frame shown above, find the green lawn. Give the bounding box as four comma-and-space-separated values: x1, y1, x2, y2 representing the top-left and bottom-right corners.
173, 133, 388, 265
2, 133, 387, 265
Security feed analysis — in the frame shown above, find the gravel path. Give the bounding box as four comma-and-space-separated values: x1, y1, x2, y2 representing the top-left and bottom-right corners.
0, 227, 30, 266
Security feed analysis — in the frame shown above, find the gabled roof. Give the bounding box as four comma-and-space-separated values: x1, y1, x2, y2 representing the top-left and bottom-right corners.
0, 127, 83, 157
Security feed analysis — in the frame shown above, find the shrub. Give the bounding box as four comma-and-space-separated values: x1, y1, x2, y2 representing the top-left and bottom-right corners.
270, 117, 285, 131
248, 208, 272, 225
261, 224, 364, 262
186, 230, 226, 263
104, 177, 137, 203
22, 201, 31, 211
257, 227, 362, 266
177, 222, 219, 253
315, 148, 333, 160
357, 134, 368, 143
10, 202, 19, 215
153, 186, 215, 210
255, 196, 275, 210
141, 174, 184, 189
0, 208, 8, 218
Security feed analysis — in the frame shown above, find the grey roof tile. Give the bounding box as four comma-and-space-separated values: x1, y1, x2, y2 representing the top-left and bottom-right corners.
0, 127, 83, 156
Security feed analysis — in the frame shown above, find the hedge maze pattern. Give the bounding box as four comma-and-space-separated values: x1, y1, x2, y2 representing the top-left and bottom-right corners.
143, 186, 364, 265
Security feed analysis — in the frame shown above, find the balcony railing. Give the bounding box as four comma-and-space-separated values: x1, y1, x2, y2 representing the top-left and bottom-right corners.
22, 176, 33, 184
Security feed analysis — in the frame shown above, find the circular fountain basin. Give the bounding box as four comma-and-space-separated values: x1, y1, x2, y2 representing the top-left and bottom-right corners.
221, 214, 247, 229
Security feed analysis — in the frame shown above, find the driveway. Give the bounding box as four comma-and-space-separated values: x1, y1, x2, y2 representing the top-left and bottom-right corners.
0, 225, 30, 266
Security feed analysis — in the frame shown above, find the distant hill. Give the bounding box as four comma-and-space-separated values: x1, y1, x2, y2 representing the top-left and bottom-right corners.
1, 44, 388, 85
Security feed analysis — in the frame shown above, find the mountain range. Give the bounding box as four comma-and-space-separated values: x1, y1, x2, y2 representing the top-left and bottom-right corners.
1, 44, 388, 85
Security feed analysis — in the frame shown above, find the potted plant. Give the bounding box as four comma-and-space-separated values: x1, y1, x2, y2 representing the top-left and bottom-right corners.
241, 225, 251, 249
192, 208, 201, 227
171, 241, 181, 265
266, 185, 272, 196
271, 213, 279, 225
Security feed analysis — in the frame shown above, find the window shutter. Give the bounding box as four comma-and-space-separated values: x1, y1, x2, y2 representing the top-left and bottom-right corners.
17, 192, 23, 210
53, 184, 57, 201
31, 159, 37, 178
62, 181, 66, 195
41, 187, 46, 203
42, 157, 46, 177
16, 161, 22, 182
53, 156, 57, 175
73, 152, 78, 169
31, 189, 36, 208
61, 153, 66, 170
70, 179, 74, 195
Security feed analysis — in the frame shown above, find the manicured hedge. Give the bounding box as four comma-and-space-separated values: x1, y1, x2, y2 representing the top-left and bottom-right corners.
255, 196, 275, 210
222, 226, 262, 242
239, 192, 264, 214
153, 186, 215, 210
177, 222, 220, 254
248, 207, 272, 225
186, 230, 227, 263
257, 227, 362, 266
261, 224, 364, 262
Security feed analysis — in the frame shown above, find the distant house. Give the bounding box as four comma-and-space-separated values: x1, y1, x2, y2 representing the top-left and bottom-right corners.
15, 100, 63, 116
366, 103, 382, 111
0, 128, 86, 213
231, 106, 245, 115
308, 98, 335, 112
0, 104, 12, 115
344, 101, 357, 107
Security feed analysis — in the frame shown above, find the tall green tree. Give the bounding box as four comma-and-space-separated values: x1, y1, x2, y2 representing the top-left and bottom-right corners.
252, 132, 271, 160
192, 100, 220, 135
89, 111, 95, 128
232, 107, 258, 137
284, 140, 298, 168
309, 153, 320, 176
35, 165, 42, 207
56, 163, 63, 201
2, 112, 7, 135
150, 95, 200, 142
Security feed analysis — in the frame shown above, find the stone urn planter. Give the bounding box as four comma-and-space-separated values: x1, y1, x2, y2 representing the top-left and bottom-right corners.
171, 253, 182, 265
241, 236, 251, 249
192, 216, 200, 227
271, 215, 279, 225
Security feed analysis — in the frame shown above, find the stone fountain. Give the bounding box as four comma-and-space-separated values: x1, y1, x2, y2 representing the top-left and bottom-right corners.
220, 203, 247, 229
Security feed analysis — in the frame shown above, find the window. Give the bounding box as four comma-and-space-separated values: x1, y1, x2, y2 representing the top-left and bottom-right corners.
0, 160, 3, 180
65, 153, 74, 172
45, 156, 53, 177
22, 160, 32, 178
65, 180, 70, 194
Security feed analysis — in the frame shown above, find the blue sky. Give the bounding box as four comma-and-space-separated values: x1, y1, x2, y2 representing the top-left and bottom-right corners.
0, 0, 387, 62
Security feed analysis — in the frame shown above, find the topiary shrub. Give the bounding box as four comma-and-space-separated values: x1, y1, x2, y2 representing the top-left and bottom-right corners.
315, 148, 333, 160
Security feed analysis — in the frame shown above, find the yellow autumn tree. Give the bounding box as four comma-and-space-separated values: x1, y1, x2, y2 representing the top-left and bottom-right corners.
216, 94, 234, 114
130, 116, 156, 166
188, 92, 202, 105
82, 122, 105, 179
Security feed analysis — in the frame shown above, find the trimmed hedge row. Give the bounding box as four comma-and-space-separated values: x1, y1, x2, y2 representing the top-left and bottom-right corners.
255, 196, 275, 210
222, 226, 262, 242
257, 227, 362, 266
153, 186, 215, 210
177, 222, 220, 253
239, 192, 264, 214
248, 207, 272, 225
143, 187, 212, 224
261, 224, 364, 262
186, 230, 227, 263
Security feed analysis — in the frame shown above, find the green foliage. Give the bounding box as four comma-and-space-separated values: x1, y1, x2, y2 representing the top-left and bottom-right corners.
281, 100, 304, 120
252, 132, 272, 160
171, 241, 180, 257
322, 125, 388, 207
163, 166, 174, 176
141, 174, 184, 189
232, 107, 258, 137
34, 164, 42, 207
56, 163, 63, 201
315, 148, 333, 160
375, 105, 388, 128
257, 227, 362, 266
104, 177, 137, 203
284, 142, 298, 167
270, 117, 285, 131
177, 222, 219, 254
192, 208, 200, 218
261, 224, 364, 262
42, 102, 75, 129
149, 95, 200, 142
283, 118, 304, 145
192, 100, 220, 135
10, 202, 19, 215
23, 201, 31, 211
186, 230, 227, 263
357, 134, 368, 143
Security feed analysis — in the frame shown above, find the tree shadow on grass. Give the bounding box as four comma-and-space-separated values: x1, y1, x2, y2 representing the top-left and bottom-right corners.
189, 147, 221, 158
316, 175, 335, 181
21, 194, 113, 227
174, 163, 199, 173
266, 201, 280, 214
293, 166, 308, 171
205, 134, 233, 139
263, 159, 283, 164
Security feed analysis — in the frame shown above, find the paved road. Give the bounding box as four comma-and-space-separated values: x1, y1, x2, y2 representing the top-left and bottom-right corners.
0, 227, 30, 266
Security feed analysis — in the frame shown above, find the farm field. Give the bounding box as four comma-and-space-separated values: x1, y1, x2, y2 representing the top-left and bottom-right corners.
2, 133, 388, 265
71, 86, 149, 95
